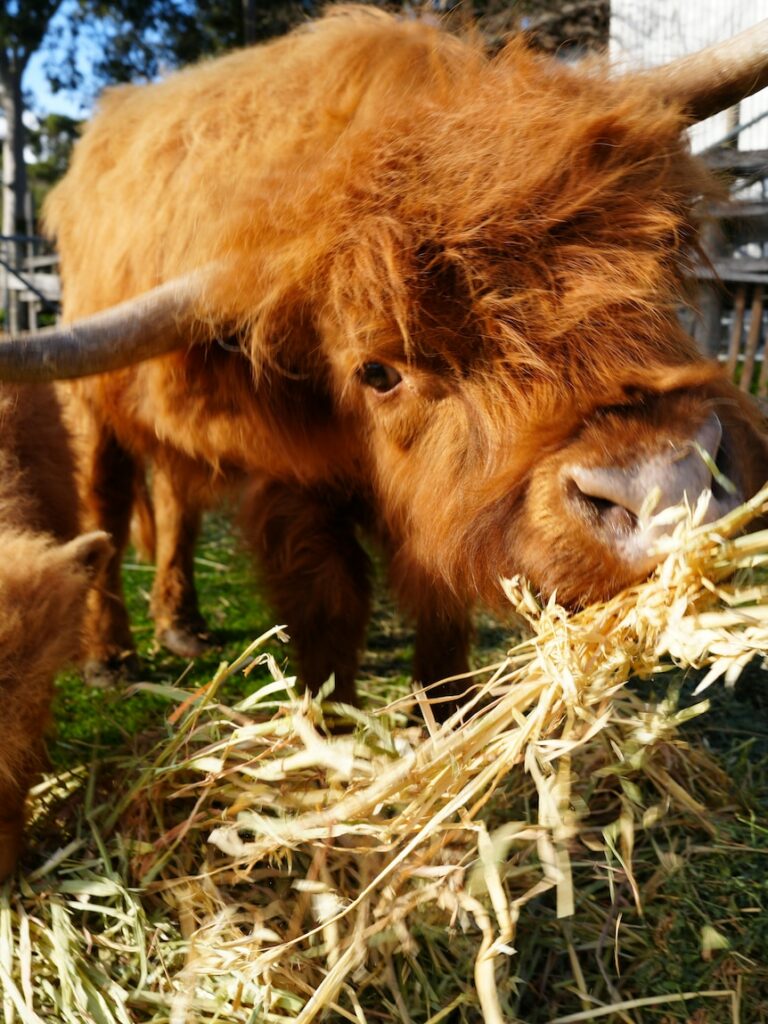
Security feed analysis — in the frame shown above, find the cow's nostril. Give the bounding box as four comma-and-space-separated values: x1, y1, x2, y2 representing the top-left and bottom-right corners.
693, 411, 723, 465
711, 446, 734, 503
567, 475, 639, 534
590, 497, 637, 534
565, 413, 726, 531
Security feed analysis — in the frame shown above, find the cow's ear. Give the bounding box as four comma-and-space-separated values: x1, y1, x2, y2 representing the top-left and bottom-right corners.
61, 531, 113, 579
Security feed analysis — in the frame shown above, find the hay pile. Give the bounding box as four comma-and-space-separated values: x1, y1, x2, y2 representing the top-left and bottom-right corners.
2, 486, 768, 1023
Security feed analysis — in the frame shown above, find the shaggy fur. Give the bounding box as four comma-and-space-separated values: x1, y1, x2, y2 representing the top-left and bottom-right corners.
44, 6, 768, 696
0, 384, 111, 880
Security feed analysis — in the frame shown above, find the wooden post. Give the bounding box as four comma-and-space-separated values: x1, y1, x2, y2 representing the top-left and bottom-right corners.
695, 105, 740, 360
725, 284, 746, 378
694, 221, 724, 358
741, 286, 763, 391
757, 325, 768, 397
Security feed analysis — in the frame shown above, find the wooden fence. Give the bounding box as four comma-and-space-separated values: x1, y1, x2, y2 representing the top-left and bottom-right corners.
686, 140, 768, 393
0, 234, 61, 333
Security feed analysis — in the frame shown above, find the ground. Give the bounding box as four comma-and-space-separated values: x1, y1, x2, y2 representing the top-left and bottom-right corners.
28, 512, 768, 1021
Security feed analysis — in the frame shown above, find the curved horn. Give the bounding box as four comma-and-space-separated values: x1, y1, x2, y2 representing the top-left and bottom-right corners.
0, 271, 211, 382
642, 18, 768, 123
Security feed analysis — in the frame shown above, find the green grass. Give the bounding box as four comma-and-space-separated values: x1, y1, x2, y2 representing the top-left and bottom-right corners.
42, 514, 768, 1023
53, 513, 509, 766
52, 514, 277, 766
510, 731, 768, 1021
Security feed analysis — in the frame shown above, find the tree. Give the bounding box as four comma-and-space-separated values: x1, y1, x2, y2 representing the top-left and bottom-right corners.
26, 111, 80, 214
0, 2, 63, 327
0, 0, 264, 328
39, 1, 319, 98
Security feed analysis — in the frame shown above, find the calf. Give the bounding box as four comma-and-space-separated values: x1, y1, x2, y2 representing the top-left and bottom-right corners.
0, 383, 110, 879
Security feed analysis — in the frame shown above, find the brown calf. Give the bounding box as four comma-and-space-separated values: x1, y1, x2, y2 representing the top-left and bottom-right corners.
0, 384, 110, 879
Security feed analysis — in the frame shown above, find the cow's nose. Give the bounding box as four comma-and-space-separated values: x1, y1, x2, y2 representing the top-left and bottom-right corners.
565, 413, 740, 569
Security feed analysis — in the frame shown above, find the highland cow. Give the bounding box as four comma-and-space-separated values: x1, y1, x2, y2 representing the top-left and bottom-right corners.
3, 7, 768, 708
0, 384, 111, 880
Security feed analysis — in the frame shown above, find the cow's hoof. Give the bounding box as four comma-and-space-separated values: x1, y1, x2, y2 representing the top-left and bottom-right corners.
157, 626, 211, 659
83, 654, 138, 689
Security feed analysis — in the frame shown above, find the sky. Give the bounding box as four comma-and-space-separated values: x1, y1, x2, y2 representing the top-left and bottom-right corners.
22, 1, 98, 121
25, 53, 89, 119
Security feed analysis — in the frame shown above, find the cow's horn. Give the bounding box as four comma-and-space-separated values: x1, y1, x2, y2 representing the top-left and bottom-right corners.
0, 272, 210, 382
641, 18, 768, 123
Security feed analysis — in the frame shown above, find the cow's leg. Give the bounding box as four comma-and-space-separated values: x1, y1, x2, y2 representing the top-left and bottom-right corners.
244, 480, 372, 705
0, 782, 25, 881
149, 455, 211, 658
412, 600, 473, 722
390, 560, 473, 722
81, 429, 139, 686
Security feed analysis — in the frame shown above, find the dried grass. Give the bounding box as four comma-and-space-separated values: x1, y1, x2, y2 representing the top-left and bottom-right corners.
2, 485, 768, 1022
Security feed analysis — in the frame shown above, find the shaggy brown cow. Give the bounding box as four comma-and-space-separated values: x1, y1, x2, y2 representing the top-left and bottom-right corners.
5, 7, 768, 706
0, 384, 111, 880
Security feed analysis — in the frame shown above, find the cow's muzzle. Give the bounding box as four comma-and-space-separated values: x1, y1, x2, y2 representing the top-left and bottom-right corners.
563, 412, 740, 570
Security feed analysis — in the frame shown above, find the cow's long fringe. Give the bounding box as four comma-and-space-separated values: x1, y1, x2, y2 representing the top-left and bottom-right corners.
47, 4, 717, 384
2, 488, 768, 1021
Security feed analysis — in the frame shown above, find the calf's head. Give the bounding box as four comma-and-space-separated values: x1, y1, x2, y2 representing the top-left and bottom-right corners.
0, 530, 112, 881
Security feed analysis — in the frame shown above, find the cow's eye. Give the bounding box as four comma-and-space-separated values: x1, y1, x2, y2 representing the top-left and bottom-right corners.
359, 362, 402, 393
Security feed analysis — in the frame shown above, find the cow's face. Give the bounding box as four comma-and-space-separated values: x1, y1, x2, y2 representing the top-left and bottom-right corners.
309, 51, 768, 609
332, 304, 768, 609
12, 6, 768, 617
508, 383, 767, 605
